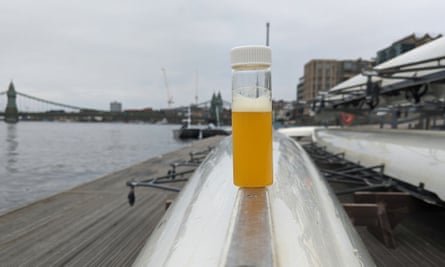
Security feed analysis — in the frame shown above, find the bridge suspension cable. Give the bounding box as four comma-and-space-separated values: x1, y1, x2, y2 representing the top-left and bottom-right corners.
194, 99, 232, 109
16, 91, 105, 112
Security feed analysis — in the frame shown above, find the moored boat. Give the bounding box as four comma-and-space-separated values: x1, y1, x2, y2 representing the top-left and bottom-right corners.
173, 123, 230, 140
172, 106, 230, 140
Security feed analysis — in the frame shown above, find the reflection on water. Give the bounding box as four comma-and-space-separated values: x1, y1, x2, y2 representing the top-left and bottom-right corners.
0, 122, 185, 215
6, 124, 18, 173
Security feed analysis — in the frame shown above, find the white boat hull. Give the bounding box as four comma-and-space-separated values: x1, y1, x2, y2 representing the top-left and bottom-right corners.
133, 133, 375, 266
314, 128, 445, 202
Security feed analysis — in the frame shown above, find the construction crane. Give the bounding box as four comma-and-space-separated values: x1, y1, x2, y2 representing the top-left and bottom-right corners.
161, 67, 174, 108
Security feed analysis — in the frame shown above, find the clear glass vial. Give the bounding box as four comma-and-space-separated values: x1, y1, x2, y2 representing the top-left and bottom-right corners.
230, 45, 273, 187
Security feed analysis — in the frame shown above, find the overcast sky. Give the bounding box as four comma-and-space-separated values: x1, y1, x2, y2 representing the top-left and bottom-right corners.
0, 0, 443, 110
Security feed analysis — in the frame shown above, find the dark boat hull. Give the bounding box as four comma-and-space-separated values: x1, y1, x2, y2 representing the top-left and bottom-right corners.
173, 128, 230, 140
201, 129, 230, 138
173, 128, 201, 139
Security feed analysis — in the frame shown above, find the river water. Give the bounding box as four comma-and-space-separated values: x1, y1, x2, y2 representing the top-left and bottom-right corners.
0, 122, 186, 215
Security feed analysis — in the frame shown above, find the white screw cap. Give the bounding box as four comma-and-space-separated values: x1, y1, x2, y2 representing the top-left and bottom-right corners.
231, 45, 271, 70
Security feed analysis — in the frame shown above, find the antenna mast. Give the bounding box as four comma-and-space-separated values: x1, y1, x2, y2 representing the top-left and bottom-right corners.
161, 67, 174, 108
195, 71, 199, 105
266, 22, 270, 46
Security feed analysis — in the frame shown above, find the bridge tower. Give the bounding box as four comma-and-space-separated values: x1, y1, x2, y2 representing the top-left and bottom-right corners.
5, 81, 18, 123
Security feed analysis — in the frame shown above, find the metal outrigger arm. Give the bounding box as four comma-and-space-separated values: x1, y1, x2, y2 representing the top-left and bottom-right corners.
126, 147, 214, 206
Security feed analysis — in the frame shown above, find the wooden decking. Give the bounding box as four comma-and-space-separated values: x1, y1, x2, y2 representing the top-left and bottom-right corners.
355, 204, 445, 267
2, 134, 445, 266
0, 136, 224, 267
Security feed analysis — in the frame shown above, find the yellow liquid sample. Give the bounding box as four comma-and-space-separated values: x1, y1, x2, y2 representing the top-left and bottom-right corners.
232, 111, 273, 187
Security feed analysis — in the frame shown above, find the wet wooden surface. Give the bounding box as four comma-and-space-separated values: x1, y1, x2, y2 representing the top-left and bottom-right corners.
356, 204, 445, 267
0, 136, 225, 267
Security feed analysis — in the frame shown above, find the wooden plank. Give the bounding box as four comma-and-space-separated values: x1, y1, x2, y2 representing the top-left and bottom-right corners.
343, 203, 397, 248
0, 136, 225, 266
354, 191, 414, 228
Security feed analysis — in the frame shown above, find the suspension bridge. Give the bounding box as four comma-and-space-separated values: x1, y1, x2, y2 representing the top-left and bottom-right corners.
0, 82, 232, 124
0, 82, 114, 123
